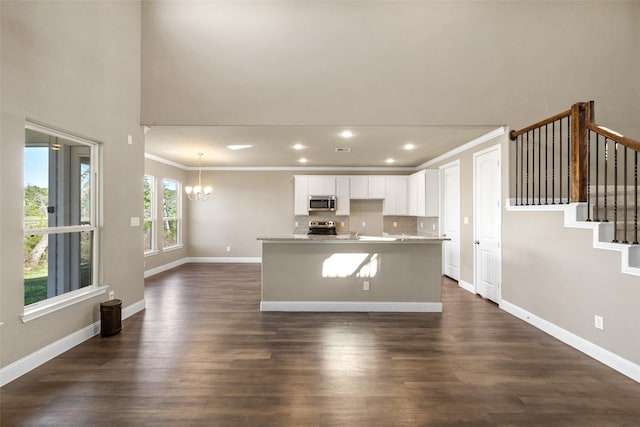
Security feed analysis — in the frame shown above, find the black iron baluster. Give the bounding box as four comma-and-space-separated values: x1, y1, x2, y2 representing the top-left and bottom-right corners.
545, 124, 549, 204
532, 128, 536, 204
520, 134, 524, 206
567, 116, 571, 204
559, 119, 563, 204
623, 146, 628, 243
633, 151, 638, 245
586, 130, 591, 221
552, 121, 556, 204
612, 143, 618, 238
526, 131, 530, 205
595, 133, 600, 221
538, 127, 542, 204
604, 138, 609, 222
515, 135, 519, 205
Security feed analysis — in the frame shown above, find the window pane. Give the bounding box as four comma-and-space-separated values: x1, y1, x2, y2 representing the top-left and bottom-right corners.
24, 128, 92, 228
144, 176, 153, 220
162, 179, 178, 219
144, 220, 153, 252
162, 219, 178, 248
23, 230, 93, 306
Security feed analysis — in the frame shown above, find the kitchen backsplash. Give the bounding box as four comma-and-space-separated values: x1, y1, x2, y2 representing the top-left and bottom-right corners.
294, 214, 350, 234
383, 216, 417, 235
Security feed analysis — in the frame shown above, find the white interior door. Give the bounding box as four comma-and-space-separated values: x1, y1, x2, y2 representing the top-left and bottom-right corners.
441, 161, 460, 281
474, 145, 501, 303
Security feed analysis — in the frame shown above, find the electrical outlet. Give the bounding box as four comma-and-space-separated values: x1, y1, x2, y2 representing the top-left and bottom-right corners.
363, 281, 370, 291
362, 221, 366, 227
393, 222, 398, 228
432, 223, 436, 230
226, 246, 231, 252
108, 291, 115, 300
594, 315, 604, 330
294, 221, 299, 227
420, 222, 424, 229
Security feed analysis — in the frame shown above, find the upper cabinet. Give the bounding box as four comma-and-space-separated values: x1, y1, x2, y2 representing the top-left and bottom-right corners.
295, 173, 439, 217
335, 177, 350, 216
383, 176, 408, 215
294, 175, 310, 215
408, 169, 439, 217
408, 171, 425, 217
307, 176, 336, 196
350, 176, 385, 199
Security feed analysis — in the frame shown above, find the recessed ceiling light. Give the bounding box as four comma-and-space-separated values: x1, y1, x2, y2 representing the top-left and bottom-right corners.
299, 158, 308, 163
403, 143, 415, 150
386, 158, 395, 164
227, 144, 253, 150
293, 143, 305, 150
340, 130, 354, 139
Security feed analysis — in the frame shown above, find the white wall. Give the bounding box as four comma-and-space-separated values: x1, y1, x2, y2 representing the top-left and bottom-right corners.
141, 1, 639, 137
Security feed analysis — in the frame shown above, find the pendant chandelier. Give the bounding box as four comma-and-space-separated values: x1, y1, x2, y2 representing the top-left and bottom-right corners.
185, 153, 212, 201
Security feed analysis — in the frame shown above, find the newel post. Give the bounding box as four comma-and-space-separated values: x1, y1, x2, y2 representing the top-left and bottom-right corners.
570, 102, 589, 202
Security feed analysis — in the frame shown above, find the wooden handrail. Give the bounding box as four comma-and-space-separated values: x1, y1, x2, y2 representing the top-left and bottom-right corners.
587, 123, 640, 152
510, 108, 572, 140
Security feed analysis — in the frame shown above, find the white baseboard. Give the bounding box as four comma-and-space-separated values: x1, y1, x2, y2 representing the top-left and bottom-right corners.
500, 299, 640, 383
144, 257, 262, 278
144, 258, 188, 278
458, 279, 476, 294
0, 299, 145, 387
186, 256, 261, 264
260, 301, 442, 312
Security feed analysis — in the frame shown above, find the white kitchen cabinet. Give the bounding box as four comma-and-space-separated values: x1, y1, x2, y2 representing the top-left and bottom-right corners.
383, 176, 408, 215
368, 176, 386, 199
307, 176, 335, 196
408, 170, 426, 217
349, 176, 369, 199
293, 175, 309, 216
335, 177, 350, 216
349, 176, 385, 199
425, 169, 440, 217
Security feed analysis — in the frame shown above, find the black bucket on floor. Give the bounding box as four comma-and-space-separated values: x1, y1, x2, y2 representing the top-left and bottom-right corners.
100, 299, 122, 337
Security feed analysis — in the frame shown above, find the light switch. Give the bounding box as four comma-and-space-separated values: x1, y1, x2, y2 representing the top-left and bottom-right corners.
464, 216, 469, 225
130, 217, 140, 227
127, 134, 133, 145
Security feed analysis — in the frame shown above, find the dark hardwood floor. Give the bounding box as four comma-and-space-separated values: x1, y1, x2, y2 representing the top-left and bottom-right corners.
2, 263, 640, 426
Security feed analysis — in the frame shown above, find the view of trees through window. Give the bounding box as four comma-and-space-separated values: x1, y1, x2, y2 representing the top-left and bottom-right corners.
23, 128, 95, 306
143, 175, 154, 252
162, 179, 179, 248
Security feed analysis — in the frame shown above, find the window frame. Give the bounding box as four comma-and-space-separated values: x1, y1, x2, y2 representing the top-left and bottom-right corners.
161, 177, 182, 250
143, 174, 157, 255
22, 121, 105, 322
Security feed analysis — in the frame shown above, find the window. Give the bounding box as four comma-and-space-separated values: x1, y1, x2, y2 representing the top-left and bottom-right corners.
23, 124, 98, 307
143, 175, 156, 253
162, 178, 181, 249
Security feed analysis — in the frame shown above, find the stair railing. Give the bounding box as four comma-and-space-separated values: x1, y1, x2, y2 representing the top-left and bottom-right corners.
510, 101, 640, 244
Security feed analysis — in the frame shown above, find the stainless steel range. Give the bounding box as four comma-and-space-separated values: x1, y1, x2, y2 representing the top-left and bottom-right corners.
308, 220, 337, 235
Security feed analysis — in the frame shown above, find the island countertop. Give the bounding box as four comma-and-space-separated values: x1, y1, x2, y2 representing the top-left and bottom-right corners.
257, 234, 448, 243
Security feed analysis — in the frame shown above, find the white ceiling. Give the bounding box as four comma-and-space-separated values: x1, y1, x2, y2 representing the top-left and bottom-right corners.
144, 125, 501, 168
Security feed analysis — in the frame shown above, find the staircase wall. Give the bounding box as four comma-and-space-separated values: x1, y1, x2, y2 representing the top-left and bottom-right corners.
502, 208, 640, 366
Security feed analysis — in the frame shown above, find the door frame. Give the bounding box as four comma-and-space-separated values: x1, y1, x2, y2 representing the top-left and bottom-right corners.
439, 159, 460, 281
472, 143, 502, 301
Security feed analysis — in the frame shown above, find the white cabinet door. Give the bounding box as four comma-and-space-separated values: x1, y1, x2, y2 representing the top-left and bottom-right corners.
335, 177, 350, 216
416, 171, 426, 217
294, 175, 309, 215
349, 176, 368, 199
425, 169, 440, 217
407, 171, 425, 216
383, 176, 408, 215
408, 173, 418, 216
368, 176, 386, 199
307, 176, 335, 196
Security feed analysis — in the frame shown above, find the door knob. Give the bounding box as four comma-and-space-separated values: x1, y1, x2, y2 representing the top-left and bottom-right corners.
474, 240, 480, 245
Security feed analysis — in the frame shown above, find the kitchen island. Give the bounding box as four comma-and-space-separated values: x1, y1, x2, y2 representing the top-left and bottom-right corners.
257, 235, 448, 312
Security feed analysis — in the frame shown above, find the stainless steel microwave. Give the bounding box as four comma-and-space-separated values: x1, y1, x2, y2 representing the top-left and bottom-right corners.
308, 195, 336, 212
